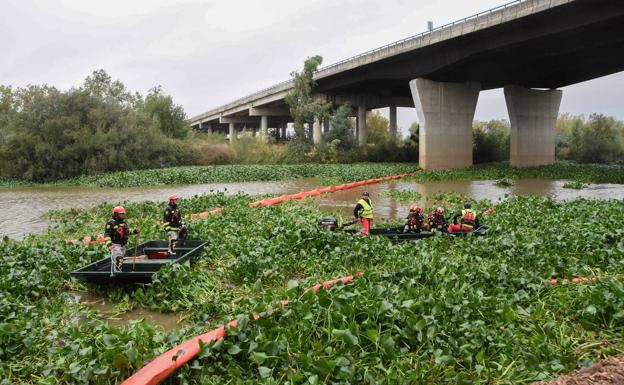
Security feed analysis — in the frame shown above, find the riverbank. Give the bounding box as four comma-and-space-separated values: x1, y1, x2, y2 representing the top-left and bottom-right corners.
2, 161, 624, 189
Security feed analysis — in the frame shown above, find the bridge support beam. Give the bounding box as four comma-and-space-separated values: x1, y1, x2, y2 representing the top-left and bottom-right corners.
260, 116, 268, 139
229, 123, 236, 143
389, 105, 397, 142
410, 79, 480, 170
313, 118, 322, 144
357, 105, 367, 145
281, 123, 287, 139
504, 86, 562, 167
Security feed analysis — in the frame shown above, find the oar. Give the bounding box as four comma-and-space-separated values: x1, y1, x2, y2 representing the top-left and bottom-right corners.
132, 205, 143, 271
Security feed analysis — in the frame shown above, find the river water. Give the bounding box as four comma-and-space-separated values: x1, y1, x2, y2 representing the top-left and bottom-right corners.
2, 178, 623, 239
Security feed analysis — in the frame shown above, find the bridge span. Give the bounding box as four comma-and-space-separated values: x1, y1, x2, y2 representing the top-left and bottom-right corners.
189, 0, 624, 169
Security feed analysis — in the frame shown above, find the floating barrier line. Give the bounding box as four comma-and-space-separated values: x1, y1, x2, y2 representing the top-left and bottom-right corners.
249, 169, 422, 208
119, 272, 364, 385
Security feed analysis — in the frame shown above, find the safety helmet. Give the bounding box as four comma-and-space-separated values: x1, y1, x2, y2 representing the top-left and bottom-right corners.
362, 191, 370, 197
409, 204, 422, 213
112, 206, 126, 214
436, 207, 445, 214
168, 194, 179, 202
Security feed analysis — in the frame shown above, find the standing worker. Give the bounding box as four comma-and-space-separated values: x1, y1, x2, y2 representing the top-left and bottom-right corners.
104, 206, 140, 276
353, 191, 374, 236
448, 203, 480, 233
163, 194, 182, 256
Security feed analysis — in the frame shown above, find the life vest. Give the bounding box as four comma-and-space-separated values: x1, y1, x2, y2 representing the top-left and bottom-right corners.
105, 218, 130, 245
357, 199, 373, 219
407, 212, 423, 226
164, 205, 182, 231
428, 212, 446, 228
460, 209, 476, 228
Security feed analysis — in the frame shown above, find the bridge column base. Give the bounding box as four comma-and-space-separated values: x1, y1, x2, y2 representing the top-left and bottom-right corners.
313, 118, 322, 144
260, 116, 268, 140
410, 78, 480, 170
504, 86, 562, 167
229, 123, 236, 143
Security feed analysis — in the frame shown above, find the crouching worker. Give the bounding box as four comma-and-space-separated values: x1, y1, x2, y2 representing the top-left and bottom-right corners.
403, 204, 424, 233
353, 191, 374, 236
427, 207, 448, 232
105, 206, 140, 276
448, 203, 480, 233
163, 194, 183, 256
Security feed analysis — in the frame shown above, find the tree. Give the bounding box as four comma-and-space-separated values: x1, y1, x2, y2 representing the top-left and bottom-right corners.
366, 111, 389, 144
472, 119, 510, 163
323, 104, 356, 150
142, 86, 188, 139
284, 56, 331, 142
577, 114, 624, 164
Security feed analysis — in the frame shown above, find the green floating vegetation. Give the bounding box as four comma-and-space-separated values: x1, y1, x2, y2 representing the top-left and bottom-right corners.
0, 163, 417, 188
380, 189, 422, 202
2, 192, 624, 384
495, 177, 514, 187
563, 180, 589, 189
406, 161, 624, 185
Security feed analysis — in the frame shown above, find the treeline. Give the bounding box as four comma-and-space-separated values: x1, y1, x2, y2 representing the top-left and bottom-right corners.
471, 114, 624, 164
0, 70, 194, 182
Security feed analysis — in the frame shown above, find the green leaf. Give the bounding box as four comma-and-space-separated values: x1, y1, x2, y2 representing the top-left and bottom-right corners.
227, 345, 242, 355
258, 366, 272, 378
252, 351, 269, 364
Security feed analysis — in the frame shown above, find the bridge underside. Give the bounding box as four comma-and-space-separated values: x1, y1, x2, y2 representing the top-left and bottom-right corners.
192, 0, 624, 169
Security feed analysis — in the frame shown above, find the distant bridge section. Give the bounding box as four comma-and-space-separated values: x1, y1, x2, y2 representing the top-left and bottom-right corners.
189, 0, 624, 169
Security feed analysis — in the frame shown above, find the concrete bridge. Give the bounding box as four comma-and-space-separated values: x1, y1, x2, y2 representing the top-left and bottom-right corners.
189, 0, 624, 169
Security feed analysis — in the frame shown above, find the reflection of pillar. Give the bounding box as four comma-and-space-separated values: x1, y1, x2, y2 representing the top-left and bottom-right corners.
229, 123, 236, 143
357, 105, 367, 145
313, 118, 322, 144
260, 115, 268, 138
409, 78, 480, 170
389, 106, 397, 142
388, 182, 398, 220
505, 86, 562, 167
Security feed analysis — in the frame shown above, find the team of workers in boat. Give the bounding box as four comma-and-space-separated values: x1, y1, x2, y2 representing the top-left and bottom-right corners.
105, 194, 184, 275
105, 190, 479, 273
353, 191, 480, 237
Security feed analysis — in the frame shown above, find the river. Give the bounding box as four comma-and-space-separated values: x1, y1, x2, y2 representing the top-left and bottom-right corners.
2, 178, 623, 239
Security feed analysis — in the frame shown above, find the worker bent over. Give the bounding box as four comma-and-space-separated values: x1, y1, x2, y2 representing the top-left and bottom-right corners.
105, 206, 139, 276
427, 207, 448, 232
353, 191, 374, 237
448, 203, 479, 233
403, 204, 424, 233
163, 194, 182, 256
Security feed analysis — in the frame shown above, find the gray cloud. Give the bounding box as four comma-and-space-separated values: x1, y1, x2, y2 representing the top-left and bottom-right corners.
2, 0, 623, 138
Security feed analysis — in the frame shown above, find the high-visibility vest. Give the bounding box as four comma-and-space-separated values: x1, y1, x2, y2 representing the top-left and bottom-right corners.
357, 199, 374, 219
460, 209, 476, 227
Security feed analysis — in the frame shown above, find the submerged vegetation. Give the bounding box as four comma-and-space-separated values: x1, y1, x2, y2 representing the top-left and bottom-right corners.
2, 184, 624, 383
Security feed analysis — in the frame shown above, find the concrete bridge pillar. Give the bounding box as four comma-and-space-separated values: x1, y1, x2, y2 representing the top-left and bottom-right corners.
504, 86, 562, 167
229, 122, 236, 143
281, 123, 287, 139
357, 105, 367, 145
409, 78, 480, 170
312, 118, 322, 144
389, 105, 397, 142
260, 116, 268, 139
206, 123, 213, 135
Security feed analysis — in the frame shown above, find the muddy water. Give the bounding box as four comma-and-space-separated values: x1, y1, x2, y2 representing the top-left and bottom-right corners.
315, 179, 624, 221
65, 291, 183, 332
2, 178, 624, 239
0, 179, 323, 239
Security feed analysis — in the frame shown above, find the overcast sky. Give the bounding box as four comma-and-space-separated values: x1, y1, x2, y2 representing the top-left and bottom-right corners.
2, 0, 623, 137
